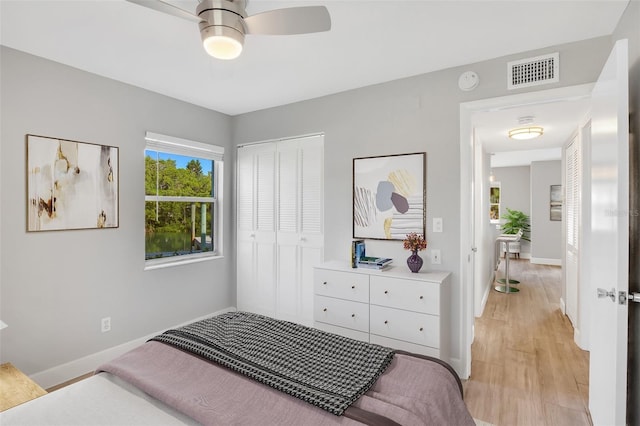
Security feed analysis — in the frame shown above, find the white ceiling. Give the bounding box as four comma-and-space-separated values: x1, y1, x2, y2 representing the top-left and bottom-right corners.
474, 94, 592, 166
0, 0, 629, 117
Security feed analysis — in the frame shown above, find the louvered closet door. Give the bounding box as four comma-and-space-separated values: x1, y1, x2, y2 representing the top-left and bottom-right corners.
276, 136, 324, 326
237, 136, 324, 326
565, 136, 580, 327
237, 143, 277, 318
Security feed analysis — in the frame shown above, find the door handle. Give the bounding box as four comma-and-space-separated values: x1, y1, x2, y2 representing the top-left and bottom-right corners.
619, 291, 640, 305
597, 287, 616, 302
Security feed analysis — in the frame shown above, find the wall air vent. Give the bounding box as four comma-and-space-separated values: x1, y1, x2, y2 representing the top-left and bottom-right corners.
508, 52, 559, 90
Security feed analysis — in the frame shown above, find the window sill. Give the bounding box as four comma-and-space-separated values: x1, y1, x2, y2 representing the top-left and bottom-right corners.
144, 253, 223, 271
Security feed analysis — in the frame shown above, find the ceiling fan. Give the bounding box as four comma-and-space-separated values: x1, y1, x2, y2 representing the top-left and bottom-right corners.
126, 0, 331, 60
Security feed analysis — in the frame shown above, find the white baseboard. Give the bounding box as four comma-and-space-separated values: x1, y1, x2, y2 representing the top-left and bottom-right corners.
574, 327, 589, 351
560, 297, 566, 315
30, 307, 236, 389
447, 357, 466, 379
477, 272, 493, 318
500, 252, 531, 259
530, 257, 561, 266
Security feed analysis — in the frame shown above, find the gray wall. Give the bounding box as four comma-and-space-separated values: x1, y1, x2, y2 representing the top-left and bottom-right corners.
530, 160, 562, 261
232, 37, 612, 365
0, 47, 235, 375
612, 1, 640, 423
492, 166, 531, 255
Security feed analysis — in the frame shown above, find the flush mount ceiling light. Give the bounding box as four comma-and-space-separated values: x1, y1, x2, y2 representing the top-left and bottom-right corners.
508, 126, 544, 140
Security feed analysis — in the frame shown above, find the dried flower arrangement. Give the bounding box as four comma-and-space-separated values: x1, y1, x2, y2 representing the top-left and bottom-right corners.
403, 232, 427, 252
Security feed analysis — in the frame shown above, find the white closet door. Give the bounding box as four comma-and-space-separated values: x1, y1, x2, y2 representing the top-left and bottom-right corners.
298, 136, 324, 325
276, 136, 324, 326
237, 143, 277, 317
237, 136, 324, 326
276, 140, 301, 322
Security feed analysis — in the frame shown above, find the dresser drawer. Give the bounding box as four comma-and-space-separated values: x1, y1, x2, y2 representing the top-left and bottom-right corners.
314, 295, 369, 332
314, 269, 369, 303
370, 276, 440, 315
369, 335, 440, 358
370, 305, 439, 349
314, 322, 369, 343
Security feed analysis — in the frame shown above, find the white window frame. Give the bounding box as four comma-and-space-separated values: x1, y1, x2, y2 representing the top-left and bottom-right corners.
144, 132, 224, 270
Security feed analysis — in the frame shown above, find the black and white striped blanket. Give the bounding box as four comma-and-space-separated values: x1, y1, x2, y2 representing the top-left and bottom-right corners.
150, 311, 395, 415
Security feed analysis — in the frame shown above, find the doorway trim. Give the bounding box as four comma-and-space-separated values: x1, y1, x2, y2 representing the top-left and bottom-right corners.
459, 83, 594, 379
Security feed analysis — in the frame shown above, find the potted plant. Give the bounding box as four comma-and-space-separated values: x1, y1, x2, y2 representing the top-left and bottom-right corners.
500, 208, 530, 257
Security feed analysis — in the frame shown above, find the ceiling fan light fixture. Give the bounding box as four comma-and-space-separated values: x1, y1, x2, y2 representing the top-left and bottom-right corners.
508, 126, 544, 140
203, 34, 243, 60
201, 26, 244, 60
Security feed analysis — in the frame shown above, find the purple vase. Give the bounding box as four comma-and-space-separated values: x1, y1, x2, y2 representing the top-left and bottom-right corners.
407, 251, 423, 273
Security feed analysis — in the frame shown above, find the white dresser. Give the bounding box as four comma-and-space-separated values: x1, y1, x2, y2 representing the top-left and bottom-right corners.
313, 261, 451, 360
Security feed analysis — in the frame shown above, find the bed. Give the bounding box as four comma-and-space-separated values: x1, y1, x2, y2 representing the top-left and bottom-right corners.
0, 312, 474, 425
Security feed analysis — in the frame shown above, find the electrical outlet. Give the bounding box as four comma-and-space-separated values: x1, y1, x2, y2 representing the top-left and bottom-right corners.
431, 249, 441, 265
433, 217, 443, 233
101, 317, 111, 333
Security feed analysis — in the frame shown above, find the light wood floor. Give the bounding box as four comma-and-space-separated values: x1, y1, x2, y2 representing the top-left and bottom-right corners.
463, 259, 591, 426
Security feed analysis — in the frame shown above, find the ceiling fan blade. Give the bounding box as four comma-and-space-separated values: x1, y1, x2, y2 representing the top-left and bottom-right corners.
244, 6, 331, 35
125, 0, 203, 23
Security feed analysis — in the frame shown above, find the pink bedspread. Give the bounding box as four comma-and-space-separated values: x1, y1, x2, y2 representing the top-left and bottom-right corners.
98, 341, 474, 426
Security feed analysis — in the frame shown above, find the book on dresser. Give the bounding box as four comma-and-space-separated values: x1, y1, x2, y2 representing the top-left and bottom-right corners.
357, 256, 392, 270
350, 240, 366, 268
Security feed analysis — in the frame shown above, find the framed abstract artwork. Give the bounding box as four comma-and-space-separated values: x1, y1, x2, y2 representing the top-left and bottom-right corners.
550, 184, 562, 221
27, 134, 119, 231
353, 152, 426, 240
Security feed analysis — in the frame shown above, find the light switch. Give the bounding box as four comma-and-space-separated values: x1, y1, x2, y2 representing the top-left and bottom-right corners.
431, 249, 441, 264
433, 217, 443, 233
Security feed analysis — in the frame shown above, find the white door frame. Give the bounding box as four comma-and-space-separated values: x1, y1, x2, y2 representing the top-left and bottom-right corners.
459, 83, 594, 379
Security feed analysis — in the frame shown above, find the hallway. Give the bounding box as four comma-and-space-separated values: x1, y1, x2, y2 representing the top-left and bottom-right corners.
463, 260, 591, 425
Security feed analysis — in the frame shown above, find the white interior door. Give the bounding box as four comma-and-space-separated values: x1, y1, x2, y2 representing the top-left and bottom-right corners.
588, 39, 629, 426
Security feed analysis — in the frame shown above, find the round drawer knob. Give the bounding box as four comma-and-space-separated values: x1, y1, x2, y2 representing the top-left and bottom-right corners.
384, 320, 388, 324
351, 314, 355, 318
419, 295, 424, 300
323, 281, 327, 285
351, 285, 355, 289
384, 290, 389, 294
419, 327, 424, 332
323, 308, 327, 312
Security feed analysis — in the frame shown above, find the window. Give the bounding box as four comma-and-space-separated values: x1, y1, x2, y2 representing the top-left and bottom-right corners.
489, 183, 501, 223
144, 132, 224, 268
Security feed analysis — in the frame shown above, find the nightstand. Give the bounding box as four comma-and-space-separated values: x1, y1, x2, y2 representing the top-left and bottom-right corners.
0, 363, 47, 411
